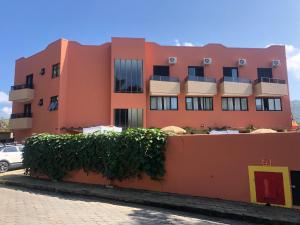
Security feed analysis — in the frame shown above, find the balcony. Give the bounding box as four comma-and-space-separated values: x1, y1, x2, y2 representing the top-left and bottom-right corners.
185, 76, 217, 96
9, 113, 32, 130
219, 77, 253, 97
254, 78, 288, 96
149, 75, 180, 96
9, 84, 34, 102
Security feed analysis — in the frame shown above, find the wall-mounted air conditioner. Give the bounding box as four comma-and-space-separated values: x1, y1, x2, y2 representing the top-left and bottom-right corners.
203, 58, 212, 65
272, 60, 281, 68
238, 58, 247, 66
168, 57, 177, 64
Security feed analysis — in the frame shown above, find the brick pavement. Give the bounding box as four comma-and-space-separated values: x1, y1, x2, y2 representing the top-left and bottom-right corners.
0, 185, 255, 225
0, 170, 300, 225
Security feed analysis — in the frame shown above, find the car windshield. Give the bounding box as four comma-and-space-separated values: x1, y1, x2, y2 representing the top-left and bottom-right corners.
0, 146, 5, 152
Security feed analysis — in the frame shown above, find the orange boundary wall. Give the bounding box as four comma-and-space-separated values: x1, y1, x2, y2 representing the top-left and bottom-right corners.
61, 133, 300, 204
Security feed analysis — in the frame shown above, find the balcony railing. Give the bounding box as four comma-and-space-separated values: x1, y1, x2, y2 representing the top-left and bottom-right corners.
11, 83, 34, 91
185, 76, 216, 83
150, 75, 180, 82
10, 112, 32, 119
254, 77, 286, 84
220, 77, 252, 84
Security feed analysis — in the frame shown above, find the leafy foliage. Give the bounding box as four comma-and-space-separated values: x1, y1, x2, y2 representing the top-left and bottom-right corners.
23, 128, 167, 181
0, 119, 9, 131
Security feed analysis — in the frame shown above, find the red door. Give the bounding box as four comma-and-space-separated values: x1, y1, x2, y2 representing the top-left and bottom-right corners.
254, 171, 285, 205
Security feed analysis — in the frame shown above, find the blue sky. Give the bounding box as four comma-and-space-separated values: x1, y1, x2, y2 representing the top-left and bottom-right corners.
1, 0, 300, 118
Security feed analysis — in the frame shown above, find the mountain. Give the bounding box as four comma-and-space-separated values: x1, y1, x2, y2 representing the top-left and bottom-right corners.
291, 100, 300, 123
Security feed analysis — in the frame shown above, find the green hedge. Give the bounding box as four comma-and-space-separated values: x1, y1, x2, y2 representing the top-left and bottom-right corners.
23, 128, 167, 181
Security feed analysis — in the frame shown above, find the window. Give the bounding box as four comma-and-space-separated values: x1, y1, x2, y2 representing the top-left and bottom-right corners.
153, 66, 169, 77
40, 68, 45, 75
188, 66, 204, 77
256, 98, 282, 111
114, 59, 143, 93
52, 63, 60, 78
49, 96, 58, 111
26, 74, 34, 88
223, 67, 238, 79
3, 147, 18, 153
38, 99, 43, 106
186, 97, 213, 111
114, 109, 143, 128
24, 104, 32, 116
257, 68, 273, 80
150, 97, 178, 110
222, 97, 248, 111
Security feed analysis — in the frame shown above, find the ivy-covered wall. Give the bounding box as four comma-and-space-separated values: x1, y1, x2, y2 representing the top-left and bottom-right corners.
23, 128, 167, 181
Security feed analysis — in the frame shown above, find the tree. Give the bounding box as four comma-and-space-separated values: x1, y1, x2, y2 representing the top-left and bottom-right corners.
0, 119, 9, 131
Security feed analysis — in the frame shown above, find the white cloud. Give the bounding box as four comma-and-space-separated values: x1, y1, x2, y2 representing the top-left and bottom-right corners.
0, 91, 10, 104
285, 45, 300, 80
174, 39, 197, 47
183, 42, 194, 47
1, 106, 12, 115
174, 39, 181, 46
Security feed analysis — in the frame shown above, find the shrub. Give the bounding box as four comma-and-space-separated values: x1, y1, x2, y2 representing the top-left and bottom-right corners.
23, 128, 167, 182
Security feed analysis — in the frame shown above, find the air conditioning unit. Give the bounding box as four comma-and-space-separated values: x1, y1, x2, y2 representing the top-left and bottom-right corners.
203, 58, 212, 65
238, 58, 247, 66
168, 57, 177, 64
272, 60, 281, 67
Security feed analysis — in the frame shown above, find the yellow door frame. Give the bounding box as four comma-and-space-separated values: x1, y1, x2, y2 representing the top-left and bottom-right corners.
248, 166, 292, 208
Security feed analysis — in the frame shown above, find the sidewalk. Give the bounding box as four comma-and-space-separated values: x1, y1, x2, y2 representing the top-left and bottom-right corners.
1, 170, 300, 225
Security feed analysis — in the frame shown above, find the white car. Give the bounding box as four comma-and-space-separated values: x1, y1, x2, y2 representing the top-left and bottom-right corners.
0, 145, 24, 173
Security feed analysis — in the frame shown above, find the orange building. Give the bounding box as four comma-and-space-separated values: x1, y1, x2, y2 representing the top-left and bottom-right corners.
9, 37, 292, 141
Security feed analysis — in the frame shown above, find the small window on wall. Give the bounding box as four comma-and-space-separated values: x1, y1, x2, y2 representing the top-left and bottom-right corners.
38, 99, 43, 106
256, 98, 282, 111
114, 109, 143, 128
40, 68, 45, 75
186, 97, 213, 111
52, 63, 60, 78
222, 97, 248, 111
49, 96, 58, 111
150, 96, 178, 110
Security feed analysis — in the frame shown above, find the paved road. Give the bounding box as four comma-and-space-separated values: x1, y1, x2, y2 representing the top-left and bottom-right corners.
0, 185, 255, 225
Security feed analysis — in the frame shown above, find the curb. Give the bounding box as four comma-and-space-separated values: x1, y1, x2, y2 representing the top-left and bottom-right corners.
0, 179, 299, 225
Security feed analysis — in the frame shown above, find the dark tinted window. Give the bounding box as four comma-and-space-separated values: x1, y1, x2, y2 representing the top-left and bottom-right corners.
52, 63, 60, 78
188, 66, 204, 77
38, 99, 43, 106
114, 59, 143, 93
223, 67, 238, 79
114, 109, 143, 128
24, 104, 32, 115
26, 74, 34, 88
257, 68, 273, 79
153, 66, 169, 77
49, 96, 58, 111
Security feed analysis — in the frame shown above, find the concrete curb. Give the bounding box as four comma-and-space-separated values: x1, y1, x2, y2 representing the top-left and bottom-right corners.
0, 179, 299, 225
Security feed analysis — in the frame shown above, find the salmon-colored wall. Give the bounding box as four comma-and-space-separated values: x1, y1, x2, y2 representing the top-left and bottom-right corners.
13, 40, 62, 140
63, 132, 300, 204
145, 43, 291, 129
59, 41, 111, 128
12, 37, 292, 141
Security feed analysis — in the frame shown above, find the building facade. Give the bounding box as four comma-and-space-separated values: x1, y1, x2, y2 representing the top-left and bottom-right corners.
9, 37, 291, 141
